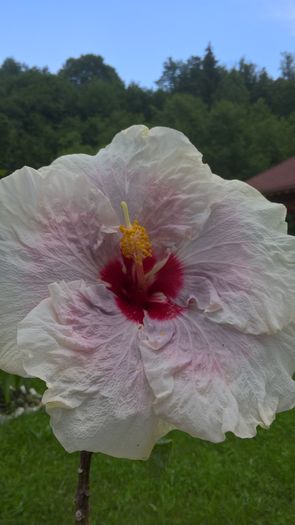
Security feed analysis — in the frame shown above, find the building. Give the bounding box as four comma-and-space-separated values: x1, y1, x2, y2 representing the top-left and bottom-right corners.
247, 157, 295, 214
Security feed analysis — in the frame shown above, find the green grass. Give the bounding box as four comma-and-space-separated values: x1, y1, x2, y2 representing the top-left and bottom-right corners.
1, 409, 295, 525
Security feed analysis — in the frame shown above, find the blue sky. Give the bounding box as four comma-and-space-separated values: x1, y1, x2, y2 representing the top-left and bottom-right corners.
0, 0, 294, 87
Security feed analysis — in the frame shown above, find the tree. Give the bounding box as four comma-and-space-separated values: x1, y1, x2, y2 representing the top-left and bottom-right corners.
78, 79, 124, 118
238, 59, 258, 96
0, 58, 26, 76
280, 52, 295, 80
59, 54, 123, 87
157, 45, 222, 104
215, 69, 249, 105
201, 44, 222, 105
125, 83, 154, 120
269, 78, 295, 117
156, 58, 184, 92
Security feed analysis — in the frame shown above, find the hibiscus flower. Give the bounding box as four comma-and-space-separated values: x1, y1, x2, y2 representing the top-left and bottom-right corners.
1, 125, 295, 459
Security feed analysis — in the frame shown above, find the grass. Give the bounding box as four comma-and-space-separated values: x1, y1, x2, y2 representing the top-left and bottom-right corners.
1, 408, 295, 525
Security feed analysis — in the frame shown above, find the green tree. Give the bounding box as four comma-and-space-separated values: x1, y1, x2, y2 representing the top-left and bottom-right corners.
156, 57, 184, 92
152, 93, 208, 150
280, 52, 295, 80
201, 44, 222, 105
215, 69, 249, 104
59, 54, 123, 87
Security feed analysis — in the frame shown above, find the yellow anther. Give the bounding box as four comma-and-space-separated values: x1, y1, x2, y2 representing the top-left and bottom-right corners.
119, 202, 152, 263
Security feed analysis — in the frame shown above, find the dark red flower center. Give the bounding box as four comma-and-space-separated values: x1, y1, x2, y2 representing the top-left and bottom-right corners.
100, 253, 184, 323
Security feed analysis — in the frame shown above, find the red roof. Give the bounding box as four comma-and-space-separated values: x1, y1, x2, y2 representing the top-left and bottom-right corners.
247, 157, 295, 195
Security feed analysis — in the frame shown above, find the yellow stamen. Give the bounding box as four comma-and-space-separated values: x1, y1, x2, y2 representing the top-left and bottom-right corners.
119, 202, 152, 264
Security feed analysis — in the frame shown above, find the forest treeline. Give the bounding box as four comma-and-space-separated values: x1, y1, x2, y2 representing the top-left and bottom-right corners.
1, 45, 295, 181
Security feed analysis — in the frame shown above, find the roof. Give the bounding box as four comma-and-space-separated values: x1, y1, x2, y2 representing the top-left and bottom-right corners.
247, 157, 295, 195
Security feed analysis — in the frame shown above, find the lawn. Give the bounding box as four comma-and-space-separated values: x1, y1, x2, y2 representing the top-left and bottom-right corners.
1, 407, 295, 525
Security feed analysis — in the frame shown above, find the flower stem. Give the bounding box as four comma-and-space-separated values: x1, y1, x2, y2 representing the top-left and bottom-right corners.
75, 451, 93, 525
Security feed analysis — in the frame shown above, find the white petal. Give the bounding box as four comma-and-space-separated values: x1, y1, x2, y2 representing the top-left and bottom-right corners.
0, 166, 118, 374
42, 125, 217, 252
179, 178, 295, 334
139, 312, 295, 442
17, 280, 170, 459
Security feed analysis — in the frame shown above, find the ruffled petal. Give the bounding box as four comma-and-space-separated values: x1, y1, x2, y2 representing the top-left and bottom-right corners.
17, 280, 170, 459
178, 178, 295, 335
0, 166, 118, 374
139, 311, 295, 443
41, 126, 217, 252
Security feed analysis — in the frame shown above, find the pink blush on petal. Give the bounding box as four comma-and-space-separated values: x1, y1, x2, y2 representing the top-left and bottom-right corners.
147, 300, 184, 321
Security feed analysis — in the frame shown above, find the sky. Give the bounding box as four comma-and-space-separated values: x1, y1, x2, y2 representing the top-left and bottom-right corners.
0, 0, 294, 87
